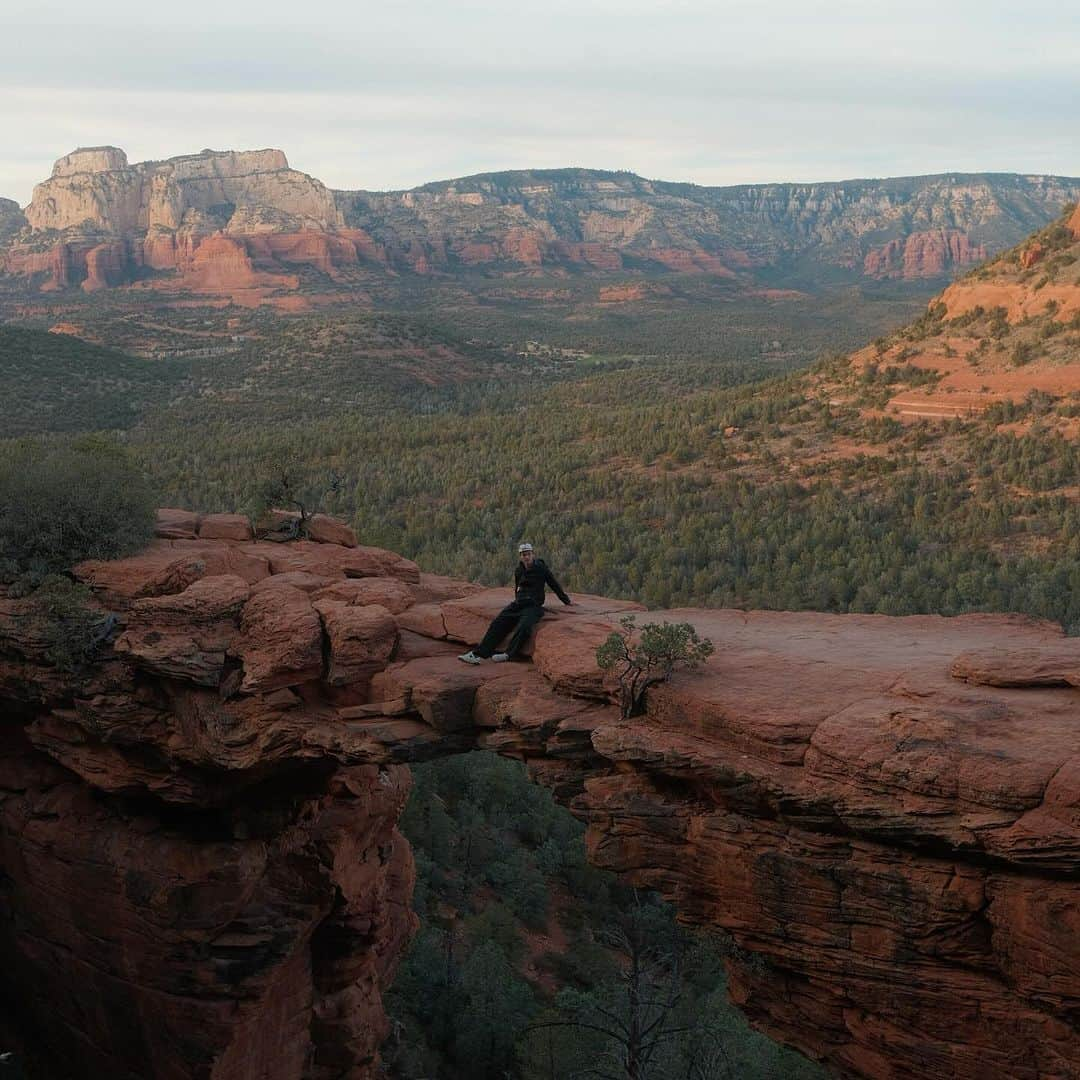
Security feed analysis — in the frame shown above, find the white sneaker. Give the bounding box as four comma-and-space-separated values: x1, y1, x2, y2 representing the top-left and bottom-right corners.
491, 652, 510, 663
458, 651, 482, 665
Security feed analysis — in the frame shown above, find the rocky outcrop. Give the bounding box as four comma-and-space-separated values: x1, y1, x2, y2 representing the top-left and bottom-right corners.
863, 229, 988, 279
1020, 242, 1046, 270
3, 146, 348, 296
0, 197, 26, 241
1070, 203, 1080, 240
51, 146, 130, 177
1, 523, 1078, 1079
24, 146, 339, 234
938, 276, 1080, 326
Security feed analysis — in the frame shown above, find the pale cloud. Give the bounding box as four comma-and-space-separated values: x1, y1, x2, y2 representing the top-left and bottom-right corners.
2, 0, 1078, 203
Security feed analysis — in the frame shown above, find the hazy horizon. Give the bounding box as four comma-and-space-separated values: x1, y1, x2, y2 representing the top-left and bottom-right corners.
3, 0, 1079, 206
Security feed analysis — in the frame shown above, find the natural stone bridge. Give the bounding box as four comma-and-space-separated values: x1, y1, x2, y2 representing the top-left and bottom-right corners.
1, 512, 1077, 1079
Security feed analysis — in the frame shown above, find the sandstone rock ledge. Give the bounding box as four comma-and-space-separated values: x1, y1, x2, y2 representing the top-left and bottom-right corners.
0, 522, 1077, 1079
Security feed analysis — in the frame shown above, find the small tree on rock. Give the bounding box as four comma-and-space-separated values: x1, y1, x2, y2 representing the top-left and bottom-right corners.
596, 615, 714, 719
248, 460, 344, 541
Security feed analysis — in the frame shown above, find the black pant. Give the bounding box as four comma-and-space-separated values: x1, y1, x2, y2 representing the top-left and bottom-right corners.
475, 600, 545, 658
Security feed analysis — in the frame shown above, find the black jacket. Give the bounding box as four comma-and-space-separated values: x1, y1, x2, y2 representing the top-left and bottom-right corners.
514, 558, 570, 607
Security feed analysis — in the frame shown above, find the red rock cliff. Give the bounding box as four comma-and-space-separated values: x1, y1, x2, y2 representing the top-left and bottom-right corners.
1, 515, 1077, 1079
863, 230, 988, 280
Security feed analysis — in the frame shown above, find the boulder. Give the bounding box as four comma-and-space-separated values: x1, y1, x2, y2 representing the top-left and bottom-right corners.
411, 573, 485, 605
252, 541, 420, 584
391, 630, 461, 663
314, 601, 398, 686
531, 616, 624, 699
76, 541, 270, 607
370, 656, 524, 732
397, 603, 447, 639
308, 514, 358, 547
235, 585, 323, 692
154, 507, 201, 540
198, 513, 254, 542
314, 577, 415, 614
250, 571, 338, 595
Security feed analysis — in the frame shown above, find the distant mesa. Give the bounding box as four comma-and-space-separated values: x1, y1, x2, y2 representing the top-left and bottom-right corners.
50, 146, 130, 177
1, 145, 1079, 303
0, 145, 357, 303
27, 145, 320, 233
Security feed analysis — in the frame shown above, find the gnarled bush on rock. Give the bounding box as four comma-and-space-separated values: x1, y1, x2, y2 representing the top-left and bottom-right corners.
596, 615, 714, 718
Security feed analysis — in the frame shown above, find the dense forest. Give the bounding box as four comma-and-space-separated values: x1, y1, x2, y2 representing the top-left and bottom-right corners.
93, 347, 1080, 629
385, 753, 824, 1079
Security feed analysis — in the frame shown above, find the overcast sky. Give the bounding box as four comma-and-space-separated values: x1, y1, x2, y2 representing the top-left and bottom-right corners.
3, 0, 1079, 204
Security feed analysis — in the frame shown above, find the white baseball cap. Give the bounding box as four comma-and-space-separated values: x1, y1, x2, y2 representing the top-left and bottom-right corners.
518, 542, 534, 553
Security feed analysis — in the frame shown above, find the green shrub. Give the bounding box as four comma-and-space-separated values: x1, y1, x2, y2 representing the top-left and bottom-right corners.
596, 615, 714, 718
1043, 224, 1074, 252
0, 435, 156, 579
31, 575, 115, 671
948, 305, 984, 329
1012, 341, 1038, 367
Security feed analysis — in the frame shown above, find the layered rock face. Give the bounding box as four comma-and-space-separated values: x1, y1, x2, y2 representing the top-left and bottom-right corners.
1, 518, 1078, 1079
24, 146, 339, 234
862, 229, 989, 279
339, 170, 1080, 282
3, 146, 351, 296
3, 150, 1079, 297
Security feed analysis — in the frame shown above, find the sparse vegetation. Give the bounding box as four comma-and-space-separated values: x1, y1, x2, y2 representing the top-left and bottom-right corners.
597, 615, 715, 718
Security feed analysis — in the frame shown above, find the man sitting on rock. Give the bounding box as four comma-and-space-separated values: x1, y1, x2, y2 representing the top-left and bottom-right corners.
459, 543, 572, 664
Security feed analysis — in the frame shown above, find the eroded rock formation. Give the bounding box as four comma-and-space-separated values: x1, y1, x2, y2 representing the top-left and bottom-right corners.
1, 146, 351, 297
862, 229, 988, 279
24, 146, 339, 234
338, 171, 1080, 285
1, 516, 1077, 1079
3, 151, 1079, 299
